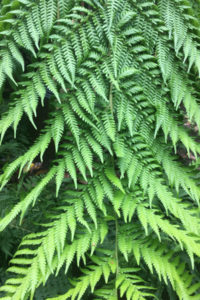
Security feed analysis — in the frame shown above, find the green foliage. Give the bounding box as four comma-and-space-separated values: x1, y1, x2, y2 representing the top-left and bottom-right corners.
1, 0, 200, 299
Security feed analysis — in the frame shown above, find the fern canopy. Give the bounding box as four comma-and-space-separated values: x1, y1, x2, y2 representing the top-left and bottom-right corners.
1, 0, 200, 299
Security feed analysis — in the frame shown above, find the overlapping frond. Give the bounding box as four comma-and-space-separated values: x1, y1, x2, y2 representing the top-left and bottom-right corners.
1, 0, 200, 299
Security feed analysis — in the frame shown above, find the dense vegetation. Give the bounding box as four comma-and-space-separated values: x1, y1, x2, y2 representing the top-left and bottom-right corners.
1, 0, 200, 299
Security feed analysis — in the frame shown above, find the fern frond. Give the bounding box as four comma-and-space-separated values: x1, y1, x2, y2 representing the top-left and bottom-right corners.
116, 270, 155, 299
47, 252, 113, 300
137, 205, 200, 267
132, 237, 200, 299
0, 222, 104, 299
0, 167, 57, 231
1, 2, 200, 300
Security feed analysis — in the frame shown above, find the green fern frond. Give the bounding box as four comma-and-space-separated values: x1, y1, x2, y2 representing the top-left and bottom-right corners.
132, 237, 200, 300
1, 1, 200, 299
0, 167, 57, 231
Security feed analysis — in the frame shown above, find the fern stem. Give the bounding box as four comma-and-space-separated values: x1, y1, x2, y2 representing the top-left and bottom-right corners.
115, 217, 119, 298
109, 83, 113, 115
57, 1, 60, 19
0, 86, 3, 104
10, 224, 32, 233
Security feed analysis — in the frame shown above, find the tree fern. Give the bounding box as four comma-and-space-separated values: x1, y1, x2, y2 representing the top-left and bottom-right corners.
1, 1, 200, 299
